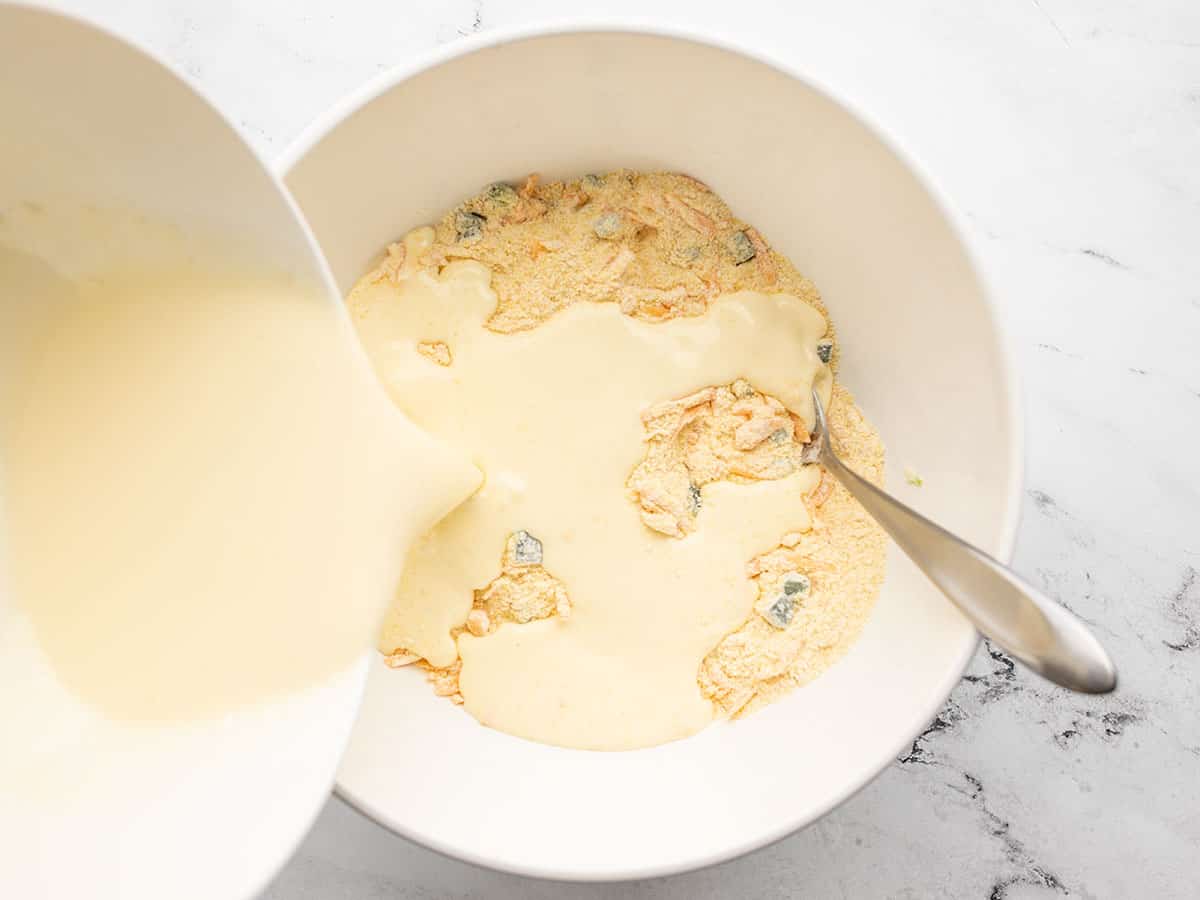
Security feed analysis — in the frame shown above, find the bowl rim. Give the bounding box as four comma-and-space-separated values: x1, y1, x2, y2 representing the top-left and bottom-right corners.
277, 19, 1025, 882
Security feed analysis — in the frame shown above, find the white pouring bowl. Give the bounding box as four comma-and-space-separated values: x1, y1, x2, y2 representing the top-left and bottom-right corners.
0, 6, 373, 898
282, 25, 1023, 880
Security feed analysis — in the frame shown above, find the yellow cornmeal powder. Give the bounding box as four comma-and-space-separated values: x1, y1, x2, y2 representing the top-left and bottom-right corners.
701, 388, 887, 717
368, 170, 884, 727
427, 171, 826, 336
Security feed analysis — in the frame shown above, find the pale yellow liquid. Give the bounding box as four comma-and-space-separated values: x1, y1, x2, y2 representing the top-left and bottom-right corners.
0, 245, 479, 720
350, 229, 831, 750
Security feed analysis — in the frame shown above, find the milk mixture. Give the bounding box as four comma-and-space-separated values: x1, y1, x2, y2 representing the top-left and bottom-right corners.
349, 172, 887, 750
0, 212, 479, 721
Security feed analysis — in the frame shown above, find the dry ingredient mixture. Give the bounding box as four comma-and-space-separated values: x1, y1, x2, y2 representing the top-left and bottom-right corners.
349, 171, 886, 747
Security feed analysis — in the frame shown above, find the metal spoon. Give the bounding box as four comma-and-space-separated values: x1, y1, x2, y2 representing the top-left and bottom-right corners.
809, 390, 1117, 693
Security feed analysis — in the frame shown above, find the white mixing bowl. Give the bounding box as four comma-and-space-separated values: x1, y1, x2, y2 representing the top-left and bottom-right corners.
282, 25, 1023, 880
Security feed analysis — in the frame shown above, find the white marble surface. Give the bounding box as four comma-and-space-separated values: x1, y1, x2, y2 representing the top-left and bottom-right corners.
44, 0, 1200, 896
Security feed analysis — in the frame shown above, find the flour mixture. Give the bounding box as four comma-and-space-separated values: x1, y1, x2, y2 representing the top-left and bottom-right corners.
347, 172, 886, 750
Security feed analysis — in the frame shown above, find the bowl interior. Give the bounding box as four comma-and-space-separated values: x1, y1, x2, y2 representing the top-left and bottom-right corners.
284, 29, 1019, 879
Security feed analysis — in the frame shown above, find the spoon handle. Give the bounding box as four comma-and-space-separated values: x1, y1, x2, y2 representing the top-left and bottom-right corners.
820, 450, 1117, 693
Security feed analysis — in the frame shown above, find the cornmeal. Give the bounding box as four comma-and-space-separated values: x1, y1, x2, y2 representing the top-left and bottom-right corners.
351, 171, 886, 748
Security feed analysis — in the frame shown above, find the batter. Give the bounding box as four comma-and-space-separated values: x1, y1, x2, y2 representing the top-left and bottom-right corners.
0, 210, 480, 721
349, 172, 886, 750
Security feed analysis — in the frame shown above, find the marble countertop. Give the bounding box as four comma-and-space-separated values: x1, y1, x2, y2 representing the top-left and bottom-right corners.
45, 0, 1200, 896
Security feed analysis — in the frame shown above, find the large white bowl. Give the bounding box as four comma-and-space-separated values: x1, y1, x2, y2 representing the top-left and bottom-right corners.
282, 25, 1022, 881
